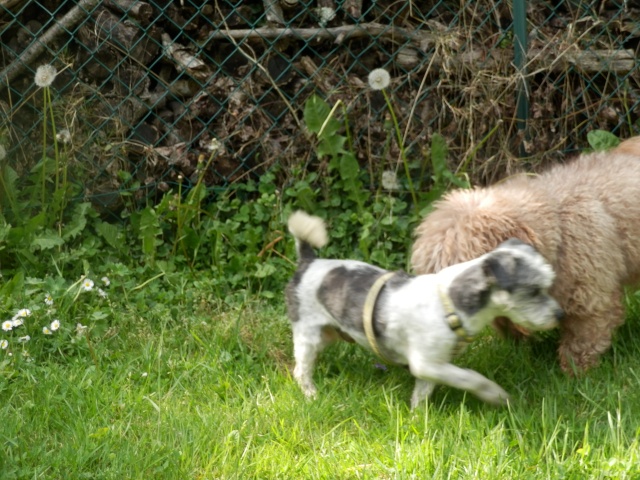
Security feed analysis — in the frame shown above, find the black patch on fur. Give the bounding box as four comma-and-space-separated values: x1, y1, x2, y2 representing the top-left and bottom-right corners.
447, 264, 491, 317
316, 266, 410, 335
285, 259, 314, 323
297, 241, 316, 262
483, 251, 527, 293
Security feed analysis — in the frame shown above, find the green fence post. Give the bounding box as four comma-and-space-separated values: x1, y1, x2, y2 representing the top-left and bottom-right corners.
513, 0, 529, 156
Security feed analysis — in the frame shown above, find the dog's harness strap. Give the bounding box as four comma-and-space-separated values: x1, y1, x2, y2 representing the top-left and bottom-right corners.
363, 272, 396, 364
438, 286, 475, 347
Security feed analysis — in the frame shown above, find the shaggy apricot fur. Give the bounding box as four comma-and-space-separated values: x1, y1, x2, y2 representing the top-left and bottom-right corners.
411, 136, 640, 373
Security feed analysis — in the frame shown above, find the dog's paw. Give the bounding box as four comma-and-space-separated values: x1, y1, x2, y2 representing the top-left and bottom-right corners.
476, 383, 511, 406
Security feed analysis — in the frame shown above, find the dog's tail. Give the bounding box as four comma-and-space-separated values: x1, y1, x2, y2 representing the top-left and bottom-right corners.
287, 210, 328, 262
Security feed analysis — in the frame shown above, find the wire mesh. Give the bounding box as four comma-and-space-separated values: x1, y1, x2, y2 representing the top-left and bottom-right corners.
0, 0, 639, 214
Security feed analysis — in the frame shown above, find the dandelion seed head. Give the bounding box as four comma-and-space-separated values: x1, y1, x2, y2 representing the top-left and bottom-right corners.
82, 279, 94, 291
43, 327, 52, 335
50, 319, 60, 331
381, 170, 400, 191
0, 339, 7, 349
34, 64, 57, 88
315, 7, 336, 27
56, 129, 72, 145
367, 68, 391, 91
2, 321, 13, 332
0, 145, 6, 161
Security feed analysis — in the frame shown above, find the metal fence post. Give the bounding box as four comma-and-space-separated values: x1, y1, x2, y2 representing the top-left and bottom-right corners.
513, 0, 529, 156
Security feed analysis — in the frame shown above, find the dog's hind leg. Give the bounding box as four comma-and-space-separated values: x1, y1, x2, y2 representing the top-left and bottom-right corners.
409, 360, 510, 407
291, 324, 329, 398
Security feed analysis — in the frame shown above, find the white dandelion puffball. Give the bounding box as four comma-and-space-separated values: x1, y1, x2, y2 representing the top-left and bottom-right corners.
34, 64, 58, 88
43, 327, 52, 335
0, 145, 6, 161
2, 321, 12, 332
381, 170, 400, 191
50, 319, 61, 331
368, 68, 391, 91
82, 279, 94, 291
315, 7, 336, 27
56, 129, 72, 145
0, 339, 8, 349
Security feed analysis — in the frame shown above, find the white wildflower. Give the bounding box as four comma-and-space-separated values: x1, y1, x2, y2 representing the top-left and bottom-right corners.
43, 327, 52, 335
2, 321, 13, 331
98, 288, 108, 299
11, 318, 23, 328
50, 319, 60, 331
101, 276, 110, 286
141, 372, 148, 378
82, 279, 94, 291
34, 64, 57, 88
207, 138, 221, 154
381, 170, 400, 191
18, 335, 31, 343
56, 128, 72, 145
368, 68, 391, 91
45, 293, 54, 306
315, 7, 336, 27
76, 323, 87, 334
16, 308, 31, 317
0, 339, 7, 349
0, 145, 6, 161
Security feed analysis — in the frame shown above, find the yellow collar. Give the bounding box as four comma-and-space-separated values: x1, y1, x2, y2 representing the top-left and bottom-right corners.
362, 272, 397, 364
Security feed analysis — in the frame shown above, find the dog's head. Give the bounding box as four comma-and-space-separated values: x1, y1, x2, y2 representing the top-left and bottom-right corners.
448, 239, 563, 331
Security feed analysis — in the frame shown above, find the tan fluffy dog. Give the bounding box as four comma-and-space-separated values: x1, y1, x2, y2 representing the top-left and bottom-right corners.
411, 136, 640, 373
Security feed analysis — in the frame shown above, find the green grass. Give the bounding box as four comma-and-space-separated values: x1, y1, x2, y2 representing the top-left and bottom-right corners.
2, 290, 640, 479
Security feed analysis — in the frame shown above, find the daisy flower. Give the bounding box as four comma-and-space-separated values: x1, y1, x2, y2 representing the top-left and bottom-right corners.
82, 279, 94, 291
18, 335, 31, 343
76, 323, 87, 334
16, 308, 31, 317
34, 64, 57, 88
101, 276, 110, 286
367, 68, 391, 91
0, 339, 8, 349
2, 321, 12, 331
45, 293, 54, 306
50, 319, 61, 331
43, 327, 52, 335
98, 288, 108, 299
11, 318, 23, 328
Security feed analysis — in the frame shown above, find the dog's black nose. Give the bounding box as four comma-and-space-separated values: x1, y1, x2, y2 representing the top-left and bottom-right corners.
554, 308, 565, 322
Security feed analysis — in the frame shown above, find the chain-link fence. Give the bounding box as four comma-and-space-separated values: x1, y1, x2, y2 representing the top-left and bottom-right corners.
1, 0, 639, 215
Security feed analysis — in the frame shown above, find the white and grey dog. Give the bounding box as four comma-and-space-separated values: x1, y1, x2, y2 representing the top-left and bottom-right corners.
285, 211, 563, 408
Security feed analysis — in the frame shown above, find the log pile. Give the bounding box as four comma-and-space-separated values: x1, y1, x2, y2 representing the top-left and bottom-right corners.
0, 0, 638, 209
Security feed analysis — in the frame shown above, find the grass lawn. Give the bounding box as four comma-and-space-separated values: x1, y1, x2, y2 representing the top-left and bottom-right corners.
2, 292, 640, 479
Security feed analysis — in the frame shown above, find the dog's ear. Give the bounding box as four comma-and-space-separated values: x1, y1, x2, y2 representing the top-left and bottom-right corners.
448, 265, 491, 316
482, 251, 519, 291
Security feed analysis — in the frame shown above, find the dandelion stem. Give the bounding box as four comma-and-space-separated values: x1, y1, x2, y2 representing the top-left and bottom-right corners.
382, 90, 417, 206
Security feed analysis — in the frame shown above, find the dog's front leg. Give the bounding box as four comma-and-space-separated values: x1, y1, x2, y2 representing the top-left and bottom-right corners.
409, 362, 510, 406
410, 379, 437, 409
